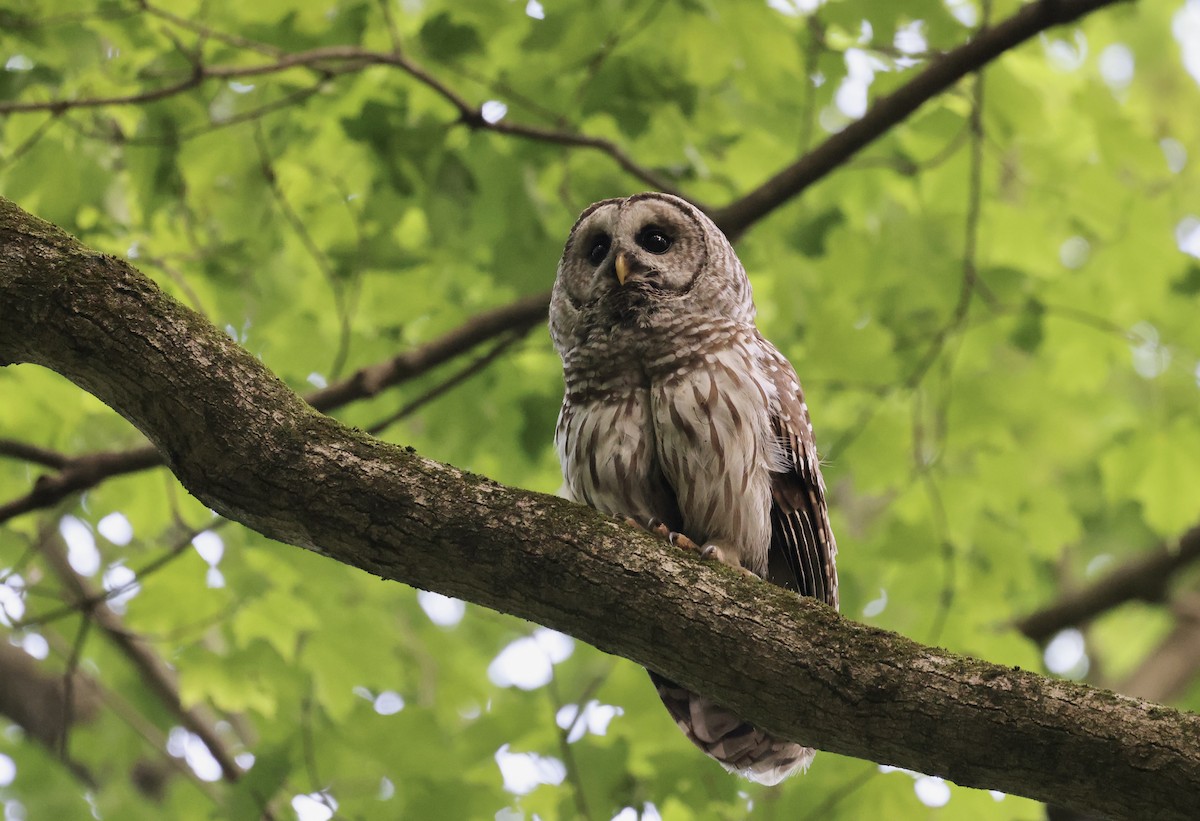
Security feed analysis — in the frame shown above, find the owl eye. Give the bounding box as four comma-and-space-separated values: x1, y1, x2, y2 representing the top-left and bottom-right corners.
586, 234, 611, 266
636, 227, 672, 254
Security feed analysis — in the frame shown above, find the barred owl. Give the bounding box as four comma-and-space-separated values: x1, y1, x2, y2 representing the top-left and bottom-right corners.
549, 193, 839, 786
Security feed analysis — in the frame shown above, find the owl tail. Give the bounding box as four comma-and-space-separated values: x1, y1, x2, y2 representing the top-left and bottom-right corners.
649, 671, 814, 786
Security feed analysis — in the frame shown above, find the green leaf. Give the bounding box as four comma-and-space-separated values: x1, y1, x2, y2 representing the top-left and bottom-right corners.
226, 743, 294, 819
419, 12, 483, 61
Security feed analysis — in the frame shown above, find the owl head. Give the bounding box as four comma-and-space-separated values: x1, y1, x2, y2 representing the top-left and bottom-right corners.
549, 193, 754, 357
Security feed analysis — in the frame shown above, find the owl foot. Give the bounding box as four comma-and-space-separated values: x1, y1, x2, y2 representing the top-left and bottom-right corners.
626, 519, 756, 579
647, 518, 673, 540
665, 533, 758, 580
623, 516, 674, 540
666, 531, 701, 552
697, 544, 757, 578
625, 517, 702, 552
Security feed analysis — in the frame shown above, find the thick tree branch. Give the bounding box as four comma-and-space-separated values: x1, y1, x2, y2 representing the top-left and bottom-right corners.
710, 0, 1129, 238
0, 289, 548, 525
1, 201, 1196, 820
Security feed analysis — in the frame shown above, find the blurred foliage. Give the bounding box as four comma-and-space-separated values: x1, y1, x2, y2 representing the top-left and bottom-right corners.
1, 0, 1199, 819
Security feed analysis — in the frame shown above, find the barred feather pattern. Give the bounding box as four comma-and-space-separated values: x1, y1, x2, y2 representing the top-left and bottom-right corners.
550, 193, 838, 786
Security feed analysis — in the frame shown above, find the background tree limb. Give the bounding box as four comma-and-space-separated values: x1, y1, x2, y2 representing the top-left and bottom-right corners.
1015, 525, 1200, 644
710, 0, 1130, 238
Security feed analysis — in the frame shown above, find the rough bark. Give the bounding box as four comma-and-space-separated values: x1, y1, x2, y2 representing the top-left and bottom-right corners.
1, 197, 1197, 819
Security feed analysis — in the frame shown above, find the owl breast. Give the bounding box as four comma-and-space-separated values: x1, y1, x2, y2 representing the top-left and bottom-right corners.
649, 344, 776, 576
557, 341, 777, 577
556, 387, 680, 529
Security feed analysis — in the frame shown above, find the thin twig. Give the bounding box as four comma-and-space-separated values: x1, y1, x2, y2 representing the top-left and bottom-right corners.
375, 0, 404, 55
71, 81, 330, 147
253, 122, 355, 378
367, 332, 528, 436
922, 38, 992, 643
0, 44, 674, 191
801, 764, 879, 821
58, 615, 92, 762
546, 672, 612, 821
0, 438, 71, 469
0, 6, 137, 29
306, 290, 550, 412
141, 254, 210, 315
19, 520, 226, 628
139, 0, 283, 57
1117, 594, 1200, 703
0, 114, 60, 169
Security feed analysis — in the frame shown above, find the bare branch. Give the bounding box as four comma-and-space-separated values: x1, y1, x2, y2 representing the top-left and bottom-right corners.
1117, 594, 1200, 703
0, 438, 71, 469
35, 523, 245, 783
710, 0, 1129, 239
1014, 524, 1200, 644
0, 640, 99, 778
251, 122, 354, 378
366, 331, 529, 437
481, 118, 682, 196
0, 42, 674, 191
139, 0, 284, 58
0, 446, 162, 524
307, 290, 550, 413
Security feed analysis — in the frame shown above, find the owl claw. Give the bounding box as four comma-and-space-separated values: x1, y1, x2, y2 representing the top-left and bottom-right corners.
667, 531, 702, 552
699, 544, 759, 579
623, 517, 674, 540
627, 520, 752, 578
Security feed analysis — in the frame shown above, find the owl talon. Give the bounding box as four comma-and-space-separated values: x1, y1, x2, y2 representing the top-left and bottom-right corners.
700, 544, 759, 579
668, 531, 702, 552
622, 517, 675, 541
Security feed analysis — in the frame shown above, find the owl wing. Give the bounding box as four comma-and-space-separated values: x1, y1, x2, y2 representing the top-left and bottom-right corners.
764, 348, 839, 609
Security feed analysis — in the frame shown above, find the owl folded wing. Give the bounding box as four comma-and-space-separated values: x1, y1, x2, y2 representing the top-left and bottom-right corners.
767, 379, 839, 608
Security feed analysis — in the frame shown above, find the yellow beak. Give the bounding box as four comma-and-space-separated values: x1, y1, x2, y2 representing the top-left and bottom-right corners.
615, 253, 630, 286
